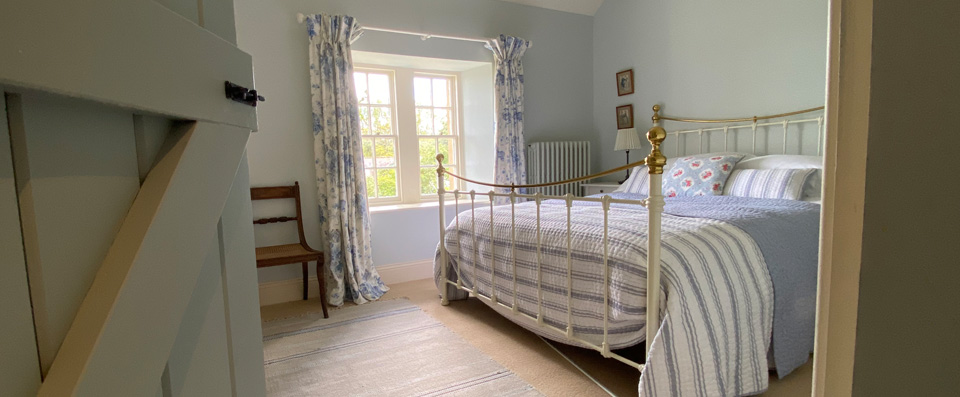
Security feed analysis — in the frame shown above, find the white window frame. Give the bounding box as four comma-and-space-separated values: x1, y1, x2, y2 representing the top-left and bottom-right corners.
413, 72, 462, 201
355, 64, 465, 206
354, 68, 402, 205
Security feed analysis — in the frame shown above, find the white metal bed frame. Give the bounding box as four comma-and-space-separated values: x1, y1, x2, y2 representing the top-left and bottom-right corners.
434, 104, 825, 373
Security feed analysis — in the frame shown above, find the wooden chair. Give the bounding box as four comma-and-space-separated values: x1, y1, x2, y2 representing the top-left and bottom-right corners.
251, 182, 328, 318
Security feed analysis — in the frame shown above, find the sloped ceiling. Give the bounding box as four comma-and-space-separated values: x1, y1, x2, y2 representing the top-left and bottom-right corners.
498, 0, 604, 16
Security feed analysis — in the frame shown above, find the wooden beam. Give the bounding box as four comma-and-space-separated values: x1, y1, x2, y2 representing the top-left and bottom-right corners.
38, 122, 249, 396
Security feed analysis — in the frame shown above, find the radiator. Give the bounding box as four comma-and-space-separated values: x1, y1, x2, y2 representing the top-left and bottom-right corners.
527, 141, 591, 196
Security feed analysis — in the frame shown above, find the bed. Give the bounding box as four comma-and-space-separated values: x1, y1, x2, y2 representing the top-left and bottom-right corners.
433, 105, 824, 396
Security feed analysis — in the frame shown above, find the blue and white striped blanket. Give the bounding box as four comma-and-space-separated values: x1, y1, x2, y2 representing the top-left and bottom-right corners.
434, 194, 817, 396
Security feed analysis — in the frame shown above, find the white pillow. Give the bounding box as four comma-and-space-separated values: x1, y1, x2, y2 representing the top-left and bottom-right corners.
734, 154, 822, 170
727, 155, 823, 201
725, 169, 817, 200
614, 166, 649, 193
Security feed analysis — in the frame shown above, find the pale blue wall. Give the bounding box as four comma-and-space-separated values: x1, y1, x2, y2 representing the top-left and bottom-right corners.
592, 0, 828, 176
369, 205, 459, 267
235, 0, 595, 282
462, 64, 496, 192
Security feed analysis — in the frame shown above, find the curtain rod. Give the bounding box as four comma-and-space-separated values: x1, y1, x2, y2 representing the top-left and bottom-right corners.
296, 13, 490, 44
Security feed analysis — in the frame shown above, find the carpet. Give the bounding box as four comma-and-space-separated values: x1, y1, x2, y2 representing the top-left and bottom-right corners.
262, 298, 544, 396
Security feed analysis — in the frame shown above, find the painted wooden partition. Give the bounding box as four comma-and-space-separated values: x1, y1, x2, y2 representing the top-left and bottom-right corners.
0, 0, 267, 395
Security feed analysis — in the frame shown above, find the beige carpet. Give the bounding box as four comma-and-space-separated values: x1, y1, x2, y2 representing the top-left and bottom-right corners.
262, 279, 813, 397
262, 298, 542, 396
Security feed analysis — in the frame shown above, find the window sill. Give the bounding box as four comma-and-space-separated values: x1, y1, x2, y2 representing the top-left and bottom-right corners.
369, 198, 490, 213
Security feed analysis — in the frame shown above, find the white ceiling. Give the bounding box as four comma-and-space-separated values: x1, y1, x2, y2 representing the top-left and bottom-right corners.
498, 0, 604, 16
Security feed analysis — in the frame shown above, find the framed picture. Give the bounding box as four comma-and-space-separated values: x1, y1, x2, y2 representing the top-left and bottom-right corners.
616, 69, 634, 96
616, 104, 634, 129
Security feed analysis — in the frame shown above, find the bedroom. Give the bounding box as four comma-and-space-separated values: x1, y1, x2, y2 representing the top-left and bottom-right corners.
245, 0, 826, 395
1, 0, 956, 396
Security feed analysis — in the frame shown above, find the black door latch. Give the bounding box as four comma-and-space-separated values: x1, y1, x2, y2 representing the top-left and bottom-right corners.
225, 81, 265, 107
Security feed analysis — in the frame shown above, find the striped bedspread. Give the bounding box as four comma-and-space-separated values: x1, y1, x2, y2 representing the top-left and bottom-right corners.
434, 196, 774, 396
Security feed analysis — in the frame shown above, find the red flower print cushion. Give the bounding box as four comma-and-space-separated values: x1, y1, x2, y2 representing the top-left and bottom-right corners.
661, 154, 744, 197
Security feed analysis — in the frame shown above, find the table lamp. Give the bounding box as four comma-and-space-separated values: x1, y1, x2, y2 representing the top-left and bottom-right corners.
614, 128, 644, 184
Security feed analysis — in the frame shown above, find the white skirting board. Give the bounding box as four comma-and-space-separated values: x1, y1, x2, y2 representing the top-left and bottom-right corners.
258, 259, 435, 307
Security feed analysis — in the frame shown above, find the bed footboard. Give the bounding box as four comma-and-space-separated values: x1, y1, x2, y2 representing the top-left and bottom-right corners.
435, 109, 667, 372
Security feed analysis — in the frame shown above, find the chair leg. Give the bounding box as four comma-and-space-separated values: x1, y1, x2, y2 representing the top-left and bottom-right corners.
316, 260, 329, 318
301, 262, 309, 301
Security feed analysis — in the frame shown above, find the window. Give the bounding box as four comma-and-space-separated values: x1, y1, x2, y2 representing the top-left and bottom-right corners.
415, 75, 459, 196
354, 67, 462, 205
354, 70, 399, 201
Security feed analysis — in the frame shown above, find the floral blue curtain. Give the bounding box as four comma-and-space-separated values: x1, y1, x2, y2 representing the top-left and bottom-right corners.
306, 14, 387, 305
486, 35, 532, 204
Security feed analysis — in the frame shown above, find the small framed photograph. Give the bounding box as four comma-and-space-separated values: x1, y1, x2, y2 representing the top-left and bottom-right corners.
616, 69, 634, 96
616, 104, 634, 129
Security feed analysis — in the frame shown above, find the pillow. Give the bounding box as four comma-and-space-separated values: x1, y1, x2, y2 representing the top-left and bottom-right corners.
725, 168, 818, 200
666, 151, 754, 172
734, 154, 821, 170
615, 152, 753, 195
732, 155, 823, 201
662, 154, 744, 197
614, 166, 649, 193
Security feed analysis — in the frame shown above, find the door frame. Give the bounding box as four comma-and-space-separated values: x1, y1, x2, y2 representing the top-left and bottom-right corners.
812, 0, 874, 395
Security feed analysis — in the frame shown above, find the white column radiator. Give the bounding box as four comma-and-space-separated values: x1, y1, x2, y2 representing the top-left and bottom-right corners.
527, 141, 591, 196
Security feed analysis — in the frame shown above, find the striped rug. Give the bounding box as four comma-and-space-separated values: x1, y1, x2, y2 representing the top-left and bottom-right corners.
262, 298, 543, 396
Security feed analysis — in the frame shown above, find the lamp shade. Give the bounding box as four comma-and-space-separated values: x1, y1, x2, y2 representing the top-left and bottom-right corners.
614, 128, 644, 151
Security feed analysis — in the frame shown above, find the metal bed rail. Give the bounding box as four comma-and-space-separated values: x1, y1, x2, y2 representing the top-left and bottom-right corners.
434, 109, 667, 371
433, 104, 824, 374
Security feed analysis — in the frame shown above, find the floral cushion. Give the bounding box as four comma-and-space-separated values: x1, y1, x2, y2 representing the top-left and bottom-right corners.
662, 154, 744, 197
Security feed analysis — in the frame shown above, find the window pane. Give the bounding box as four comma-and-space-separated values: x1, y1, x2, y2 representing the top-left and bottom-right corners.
359, 106, 371, 135
432, 78, 449, 107
368, 73, 391, 104
376, 168, 398, 197
365, 169, 377, 198
361, 138, 374, 168
419, 138, 437, 166
434, 109, 450, 135
354, 72, 368, 103
438, 138, 455, 165
374, 138, 396, 167
371, 107, 392, 135
420, 167, 438, 195
416, 109, 433, 135
414, 77, 432, 106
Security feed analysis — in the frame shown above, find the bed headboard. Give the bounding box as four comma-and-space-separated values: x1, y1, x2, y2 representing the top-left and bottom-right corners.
651, 105, 825, 158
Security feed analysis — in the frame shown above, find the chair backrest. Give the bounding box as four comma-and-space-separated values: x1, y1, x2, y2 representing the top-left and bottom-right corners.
250, 181, 307, 246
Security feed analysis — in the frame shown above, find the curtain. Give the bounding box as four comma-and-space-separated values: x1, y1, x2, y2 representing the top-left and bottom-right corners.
305, 14, 387, 305
486, 35, 532, 204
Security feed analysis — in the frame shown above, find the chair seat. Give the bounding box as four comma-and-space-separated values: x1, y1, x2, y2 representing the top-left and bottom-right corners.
255, 243, 322, 267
